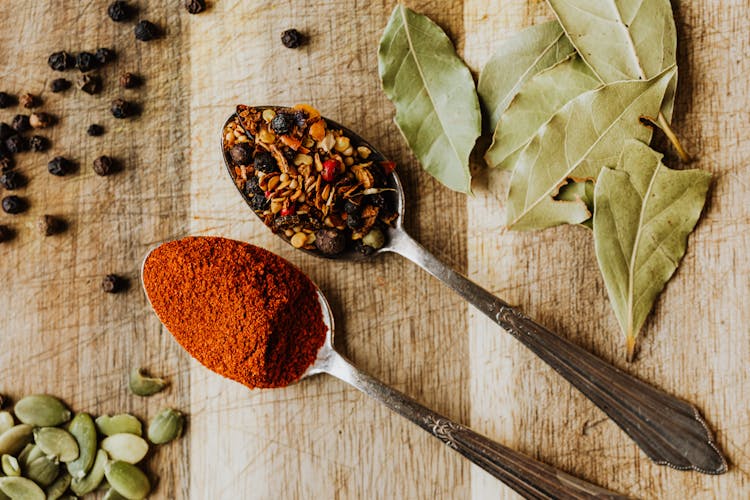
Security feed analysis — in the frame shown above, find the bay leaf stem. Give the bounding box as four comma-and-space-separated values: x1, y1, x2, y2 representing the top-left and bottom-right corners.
657, 112, 692, 163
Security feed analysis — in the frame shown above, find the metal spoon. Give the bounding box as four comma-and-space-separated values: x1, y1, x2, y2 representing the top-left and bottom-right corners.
222, 110, 727, 474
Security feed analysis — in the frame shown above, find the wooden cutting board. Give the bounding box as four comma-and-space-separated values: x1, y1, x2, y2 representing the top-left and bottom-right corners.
0, 1, 748, 498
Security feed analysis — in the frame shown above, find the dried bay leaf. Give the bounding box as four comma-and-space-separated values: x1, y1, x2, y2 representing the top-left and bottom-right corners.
478, 21, 575, 132
506, 67, 674, 231
485, 55, 600, 170
378, 5, 480, 193
593, 140, 710, 360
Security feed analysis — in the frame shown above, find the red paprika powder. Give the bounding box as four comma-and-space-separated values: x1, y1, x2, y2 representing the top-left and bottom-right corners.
142, 236, 327, 389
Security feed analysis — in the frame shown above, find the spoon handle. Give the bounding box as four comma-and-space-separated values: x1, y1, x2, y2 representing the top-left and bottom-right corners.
386, 230, 726, 474
322, 350, 626, 499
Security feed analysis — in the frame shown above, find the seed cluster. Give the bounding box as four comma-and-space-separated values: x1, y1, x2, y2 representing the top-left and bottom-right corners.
224, 105, 398, 256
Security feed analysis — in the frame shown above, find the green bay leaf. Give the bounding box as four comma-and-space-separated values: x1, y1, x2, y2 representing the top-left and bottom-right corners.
506, 67, 674, 230
594, 140, 710, 361
478, 21, 576, 132
485, 55, 600, 170
378, 5, 480, 194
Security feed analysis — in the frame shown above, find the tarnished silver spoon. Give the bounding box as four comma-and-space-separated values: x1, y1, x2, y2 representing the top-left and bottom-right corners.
222, 109, 726, 474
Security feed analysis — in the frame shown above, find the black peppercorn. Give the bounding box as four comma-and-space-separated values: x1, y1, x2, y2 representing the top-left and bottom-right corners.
229, 143, 252, 165
270, 113, 294, 135
110, 99, 133, 119
0, 123, 13, 141
11, 115, 30, 133
0, 92, 16, 108
344, 200, 360, 215
2, 195, 26, 214
249, 193, 271, 211
0, 225, 13, 243
0, 155, 13, 172
346, 212, 364, 229
93, 155, 114, 176
30, 112, 54, 129
185, 0, 206, 14
29, 136, 49, 152
48, 51, 74, 71
101, 274, 126, 293
315, 228, 346, 255
119, 72, 141, 89
293, 110, 308, 129
37, 215, 65, 236
134, 20, 159, 41
243, 176, 263, 197
87, 124, 104, 137
19, 93, 38, 109
48, 156, 72, 176
5, 135, 27, 154
50, 78, 72, 93
368, 193, 386, 209
76, 52, 98, 72
281, 29, 305, 49
107, 1, 134, 22
0, 170, 24, 190
95, 47, 115, 65
253, 151, 278, 173
78, 74, 102, 95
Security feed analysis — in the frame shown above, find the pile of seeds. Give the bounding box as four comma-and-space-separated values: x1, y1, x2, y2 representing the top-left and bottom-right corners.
0, 389, 184, 499
224, 105, 399, 256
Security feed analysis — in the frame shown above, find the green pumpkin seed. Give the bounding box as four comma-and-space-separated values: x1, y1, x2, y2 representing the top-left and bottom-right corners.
128, 368, 168, 397
44, 472, 71, 500
33, 428, 79, 463
21, 445, 45, 470
103, 487, 128, 500
70, 449, 106, 496
65, 414, 96, 479
14, 396, 71, 427
100, 434, 148, 464
0, 425, 34, 455
0, 487, 8, 500
0, 412, 13, 435
104, 461, 150, 500
25, 455, 60, 488
1, 454, 21, 476
147, 408, 184, 445
0, 476, 46, 500
17, 443, 35, 468
95, 415, 142, 437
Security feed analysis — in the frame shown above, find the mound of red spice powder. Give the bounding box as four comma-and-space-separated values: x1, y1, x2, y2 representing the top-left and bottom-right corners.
142, 236, 327, 389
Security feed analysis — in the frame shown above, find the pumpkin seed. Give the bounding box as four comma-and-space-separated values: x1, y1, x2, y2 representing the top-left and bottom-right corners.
0, 425, 34, 455
70, 449, 107, 496
100, 434, 148, 464
128, 368, 168, 397
1, 454, 21, 476
65, 414, 96, 479
103, 487, 128, 500
43, 472, 71, 500
14, 396, 71, 427
0, 412, 13, 435
57, 496, 77, 500
25, 455, 59, 488
33, 428, 79, 463
95, 415, 142, 437
17, 443, 35, 468
104, 461, 150, 500
147, 408, 184, 445
0, 477, 45, 500
0, 487, 8, 500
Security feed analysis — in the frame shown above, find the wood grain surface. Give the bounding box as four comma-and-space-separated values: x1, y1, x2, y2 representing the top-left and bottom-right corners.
0, 1, 747, 499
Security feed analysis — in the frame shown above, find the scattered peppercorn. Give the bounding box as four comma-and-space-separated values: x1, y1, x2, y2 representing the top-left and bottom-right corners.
11, 115, 30, 133
281, 29, 305, 49
315, 228, 346, 255
253, 151, 278, 173
76, 52, 98, 72
48, 156, 72, 176
229, 143, 252, 165
29, 135, 49, 152
249, 193, 270, 211
0, 92, 16, 108
95, 47, 115, 65
293, 110, 308, 129
78, 74, 102, 95
50, 78, 72, 93
134, 20, 159, 41
29, 112, 54, 129
344, 200, 360, 215
87, 124, 104, 136
5, 135, 27, 154
37, 215, 65, 236
184, 0, 206, 14
101, 274, 126, 293
243, 176, 263, 197
93, 155, 114, 176
270, 113, 294, 135
110, 98, 133, 118
119, 72, 141, 89
0, 170, 24, 190
0, 225, 13, 243
48, 51, 74, 71
346, 212, 363, 229
0, 123, 13, 141
2, 195, 26, 214
107, 1, 134, 22
0, 155, 13, 172
19, 93, 38, 109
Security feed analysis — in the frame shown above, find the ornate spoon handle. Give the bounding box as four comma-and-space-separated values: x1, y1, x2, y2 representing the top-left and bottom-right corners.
385, 229, 726, 474
321, 349, 626, 499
